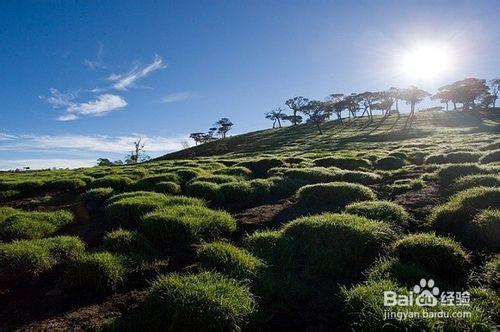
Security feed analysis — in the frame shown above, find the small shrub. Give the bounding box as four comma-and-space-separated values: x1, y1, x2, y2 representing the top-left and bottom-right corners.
64, 251, 128, 293
89, 175, 134, 191
154, 181, 181, 194
452, 174, 500, 193
280, 167, 341, 184
483, 256, 499, 292
243, 229, 281, 262
0, 210, 74, 241
390, 178, 424, 193
193, 175, 239, 184
130, 174, 181, 191
296, 182, 376, 213
213, 166, 252, 178
313, 156, 371, 170
215, 181, 253, 211
345, 200, 409, 230
197, 241, 264, 280
186, 181, 220, 202
390, 233, 469, 285
0, 207, 19, 223
237, 158, 285, 177
342, 279, 492, 331
105, 192, 204, 229
480, 149, 500, 164
175, 168, 204, 182
43, 177, 89, 192
366, 257, 432, 288
375, 156, 405, 170
341, 170, 380, 184
142, 205, 236, 252
103, 229, 156, 258
425, 152, 482, 164
0, 236, 85, 281
435, 163, 489, 186
80, 187, 115, 212
428, 187, 500, 251
124, 272, 256, 331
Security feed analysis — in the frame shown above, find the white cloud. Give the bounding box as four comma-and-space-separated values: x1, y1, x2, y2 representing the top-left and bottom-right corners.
42, 88, 76, 108
160, 91, 196, 103
83, 43, 106, 70
62, 94, 127, 120
42, 90, 127, 121
108, 54, 166, 90
0, 133, 186, 153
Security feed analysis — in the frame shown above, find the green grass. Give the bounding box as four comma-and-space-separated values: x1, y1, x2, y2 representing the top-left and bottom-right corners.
428, 186, 500, 251
390, 233, 469, 286
105, 192, 205, 229
103, 228, 157, 258
122, 271, 256, 331
64, 251, 128, 293
0, 236, 85, 281
344, 200, 410, 230
0, 210, 74, 241
296, 182, 376, 213
197, 241, 264, 280
313, 156, 371, 170
342, 279, 493, 331
483, 256, 499, 292
142, 205, 236, 252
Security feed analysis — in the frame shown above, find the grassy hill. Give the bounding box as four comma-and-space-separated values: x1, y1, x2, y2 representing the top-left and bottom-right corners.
0, 110, 499, 330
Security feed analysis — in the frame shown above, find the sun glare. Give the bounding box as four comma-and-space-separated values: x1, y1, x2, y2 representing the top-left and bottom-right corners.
399, 44, 451, 80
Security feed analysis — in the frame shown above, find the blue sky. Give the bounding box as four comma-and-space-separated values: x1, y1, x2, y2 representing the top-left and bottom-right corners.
0, 0, 498, 169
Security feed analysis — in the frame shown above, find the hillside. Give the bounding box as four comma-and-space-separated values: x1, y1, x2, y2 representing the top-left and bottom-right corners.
158, 110, 499, 159
0, 110, 499, 330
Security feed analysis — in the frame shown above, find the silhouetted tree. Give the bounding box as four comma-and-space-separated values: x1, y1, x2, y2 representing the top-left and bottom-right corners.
326, 94, 346, 122
388, 87, 401, 115
400, 86, 431, 117
358, 91, 378, 121
125, 137, 150, 164
489, 78, 500, 108
449, 78, 489, 111
432, 85, 454, 111
285, 96, 309, 126
265, 108, 285, 128
214, 118, 233, 138
303, 100, 331, 134
189, 132, 205, 145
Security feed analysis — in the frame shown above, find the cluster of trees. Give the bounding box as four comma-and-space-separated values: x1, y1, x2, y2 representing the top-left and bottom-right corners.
189, 118, 234, 146
264, 77, 499, 133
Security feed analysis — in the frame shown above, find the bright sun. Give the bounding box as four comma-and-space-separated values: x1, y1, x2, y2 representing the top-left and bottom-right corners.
399, 44, 451, 80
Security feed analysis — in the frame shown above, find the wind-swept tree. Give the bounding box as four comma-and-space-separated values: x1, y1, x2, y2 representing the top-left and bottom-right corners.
214, 118, 233, 138
489, 78, 500, 108
358, 91, 378, 121
302, 100, 331, 134
189, 132, 205, 145
400, 86, 431, 117
449, 78, 489, 111
97, 158, 114, 166
265, 108, 285, 128
324, 93, 344, 123
388, 87, 401, 115
285, 96, 309, 126
432, 85, 454, 111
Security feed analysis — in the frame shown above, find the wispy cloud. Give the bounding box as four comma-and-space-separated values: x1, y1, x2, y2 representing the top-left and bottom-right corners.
59, 94, 127, 121
160, 91, 196, 104
108, 54, 166, 90
83, 43, 106, 70
0, 133, 186, 153
42, 89, 127, 121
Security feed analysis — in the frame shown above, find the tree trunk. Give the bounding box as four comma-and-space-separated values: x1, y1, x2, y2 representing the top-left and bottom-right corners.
277, 118, 281, 128
293, 110, 297, 125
